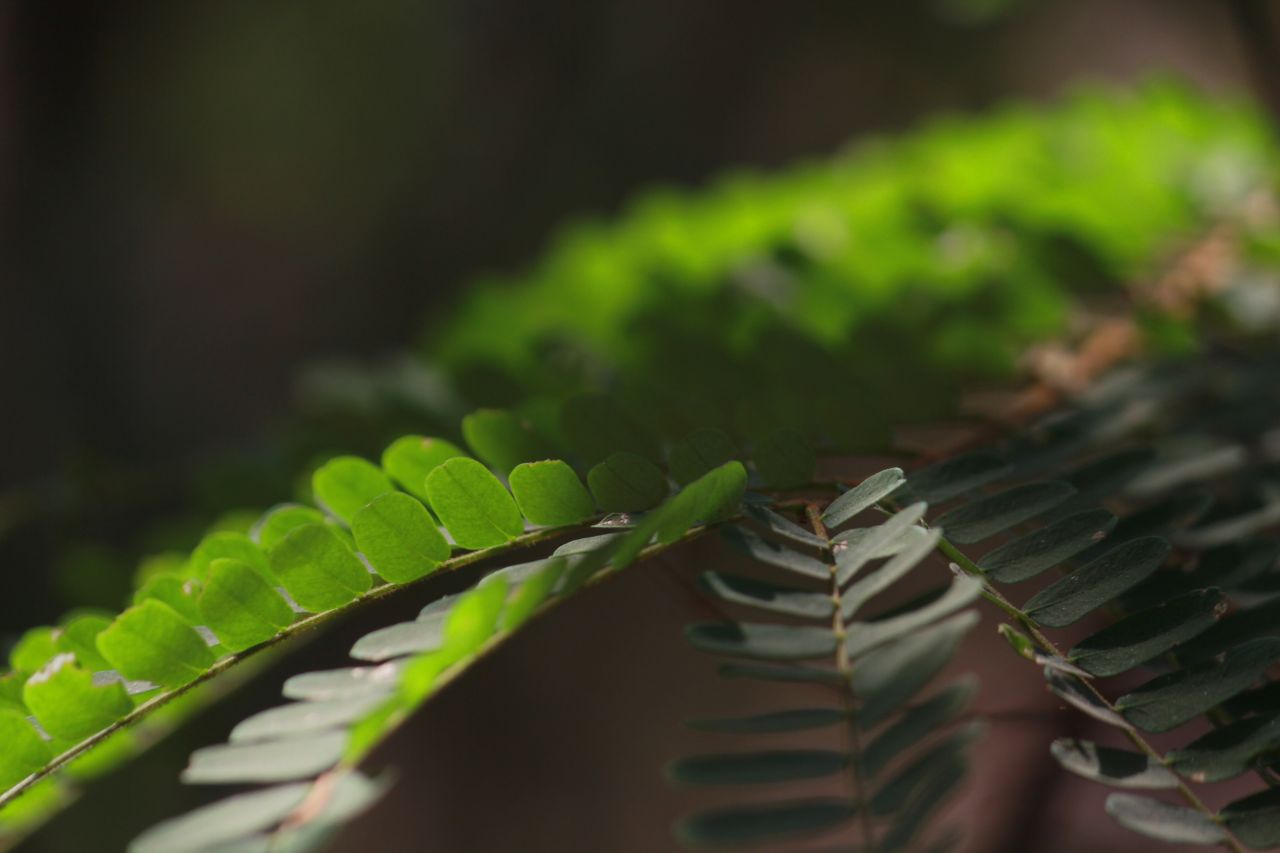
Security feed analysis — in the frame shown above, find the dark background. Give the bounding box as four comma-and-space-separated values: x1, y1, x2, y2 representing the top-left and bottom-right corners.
2, 2, 1279, 851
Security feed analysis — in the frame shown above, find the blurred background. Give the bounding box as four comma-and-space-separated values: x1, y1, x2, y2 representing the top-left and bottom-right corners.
2, 2, 1280, 850
1, 0, 1277, 627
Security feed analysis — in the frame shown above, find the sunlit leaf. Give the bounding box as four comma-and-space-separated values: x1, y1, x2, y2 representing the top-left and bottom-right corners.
312, 456, 395, 524
269, 524, 371, 613
381, 435, 465, 503
199, 559, 295, 652
461, 408, 556, 475
96, 600, 216, 689
352, 492, 450, 583
424, 457, 525, 549
508, 460, 596, 526
22, 653, 131, 741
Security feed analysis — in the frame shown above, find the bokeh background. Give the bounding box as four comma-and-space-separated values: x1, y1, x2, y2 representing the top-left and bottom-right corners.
2, 1, 1279, 850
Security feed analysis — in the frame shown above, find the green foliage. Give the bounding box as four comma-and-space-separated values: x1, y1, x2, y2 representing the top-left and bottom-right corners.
352, 492, 450, 582
312, 456, 395, 524
198, 559, 295, 652
270, 524, 372, 612
587, 451, 668, 512
97, 600, 216, 689
507, 460, 595, 526
424, 457, 524, 548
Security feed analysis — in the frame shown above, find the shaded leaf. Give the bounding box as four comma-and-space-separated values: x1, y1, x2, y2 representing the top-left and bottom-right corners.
979, 509, 1116, 583
820, 468, 905, 529
269, 524, 371, 613
312, 456, 395, 525
845, 576, 982, 659
281, 663, 401, 702
1050, 738, 1177, 789
1044, 668, 1131, 730
508, 460, 596, 526
934, 482, 1074, 544
833, 502, 928, 587
97, 600, 216, 689
675, 798, 855, 847
230, 696, 389, 743
840, 527, 941, 620
717, 662, 845, 686
906, 451, 1011, 503
852, 611, 978, 727
722, 525, 829, 580
743, 505, 825, 549
1104, 794, 1227, 846
1023, 537, 1169, 628
669, 428, 738, 487
752, 427, 816, 488
561, 393, 660, 466
588, 451, 668, 512
862, 677, 976, 777
653, 461, 746, 544
128, 782, 313, 853
1068, 588, 1225, 677
352, 492, 450, 583
500, 559, 563, 632
350, 619, 445, 662
1169, 713, 1280, 783
425, 457, 525, 549
870, 724, 981, 815
1075, 491, 1213, 563
461, 408, 555, 475
686, 623, 836, 662
1222, 788, 1280, 849
699, 573, 833, 620
669, 750, 849, 786
182, 732, 346, 784
1117, 638, 1280, 733
684, 708, 847, 735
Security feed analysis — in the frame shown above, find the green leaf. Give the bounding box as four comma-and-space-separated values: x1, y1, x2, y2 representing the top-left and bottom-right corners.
722, 525, 829, 580
352, 492, 450, 583
852, 611, 978, 728
1104, 794, 1227, 846
880, 754, 966, 850
312, 456, 395, 524
845, 576, 983, 660
230, 695, 388, 744
560, 393, 661, 467
508, 460, 596, 526
182, 731, 347, 784
199, 559, 294, 652
587, 451, 668, 512
424, 457, 525, 549
269, 523, 372, 613
821, 467, 905, 529
685, 623, 837, 661
653, 461, 746, 543
0, 671, 26, 713
675, 798, 855, 847
699, 573, 833, 620
96, 600, 216, 689
281, 663, 401, 702
442, 579, 507, 658
684, 708, 846, 735
1068, 588, 1225, 677
23, 653, 132, 740
54, 615, 113, 672
1023, 537, 1170, 628
1169, 713, 1280, 783
906, 451, 1011, 503
669, 750, 849, 786
752, 427, 815, 488
190, 532, 270, 581
9, 627, 58, 674
1050, 738, 1177, 789
934, 482, 1074, 544
133, 573, 204, 625
1117, 638, 1280, 733
0, 710, 52, 791
1222, 788, 1280, 848
252, 504, 327, 551
461, 408, 556, 475
861, 678, 976, 777
128, 781, 313, 853
833, 503, 928, 587
669, 428, 738, 486
380, 435, 465, 503
979, 509, 1117, 583
1075, 491, 1213, 562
